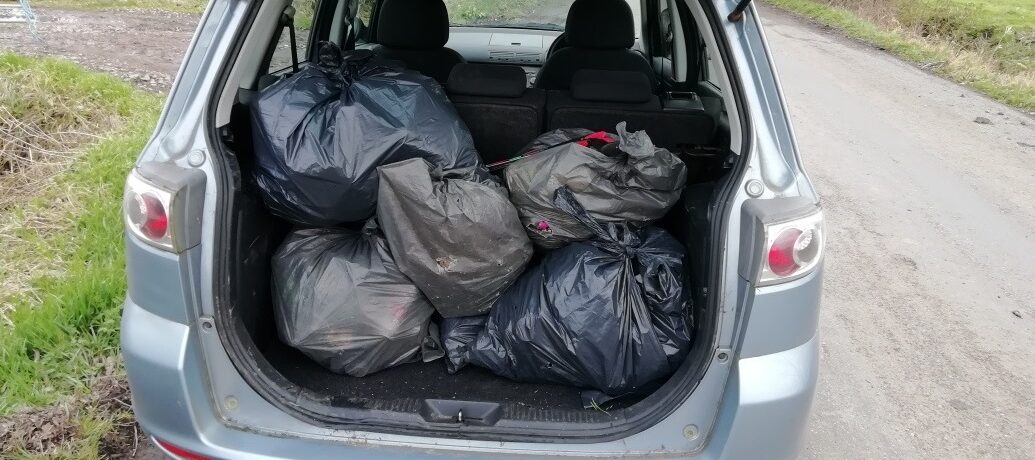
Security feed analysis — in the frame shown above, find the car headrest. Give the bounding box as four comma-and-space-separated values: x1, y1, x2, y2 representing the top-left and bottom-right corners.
571, 70, 652, 103
377, 0, 449, 50
565, 0, 635, 49
447, 64, 527, 98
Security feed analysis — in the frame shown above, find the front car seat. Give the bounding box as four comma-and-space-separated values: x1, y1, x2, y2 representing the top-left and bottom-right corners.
370, 0, 465, 84
535, 0, 657, 91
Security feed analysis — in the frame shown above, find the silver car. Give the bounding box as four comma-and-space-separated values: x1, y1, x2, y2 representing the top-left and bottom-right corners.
121, 0, 823, 458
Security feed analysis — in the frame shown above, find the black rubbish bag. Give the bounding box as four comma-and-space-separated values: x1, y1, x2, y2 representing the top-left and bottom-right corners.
377, 158, 533, 317
505, 122, 688, 248
440, 315, 487, 374
271, 222, 437, 377
251, 44, 485, 226
443, 187, 692, 396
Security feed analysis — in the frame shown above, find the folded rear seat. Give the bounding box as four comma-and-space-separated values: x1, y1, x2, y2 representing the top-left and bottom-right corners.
446, 64, 546, 164
547, 70, 717, 148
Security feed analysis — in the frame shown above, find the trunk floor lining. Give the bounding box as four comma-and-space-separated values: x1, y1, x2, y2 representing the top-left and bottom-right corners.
264, 340, 590, 411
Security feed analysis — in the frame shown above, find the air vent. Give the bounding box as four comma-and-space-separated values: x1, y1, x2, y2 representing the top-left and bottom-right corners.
488, 49, 543, 64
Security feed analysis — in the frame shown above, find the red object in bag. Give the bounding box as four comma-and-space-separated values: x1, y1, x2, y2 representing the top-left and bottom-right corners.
486, 130, 617, 171
576, 131, 616, 147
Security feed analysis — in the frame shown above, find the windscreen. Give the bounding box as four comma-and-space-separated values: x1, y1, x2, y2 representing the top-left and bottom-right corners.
444, 0, 642, 37
443, 0, 574, 30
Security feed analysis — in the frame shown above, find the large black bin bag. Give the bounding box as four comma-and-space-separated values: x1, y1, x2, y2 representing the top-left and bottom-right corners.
271, 222, 436, 377
251, 44, 484, 226
446, 188, 692, 396
377, 158, 533, 317
505, 122, 687, 248
440, 315, 487, 374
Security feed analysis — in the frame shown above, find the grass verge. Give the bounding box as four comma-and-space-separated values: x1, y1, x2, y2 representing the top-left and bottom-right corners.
764, 0, 1035, 111
0, 53, 162, 458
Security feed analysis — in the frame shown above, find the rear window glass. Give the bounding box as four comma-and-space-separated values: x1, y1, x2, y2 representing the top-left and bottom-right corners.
444, 0, 641, 38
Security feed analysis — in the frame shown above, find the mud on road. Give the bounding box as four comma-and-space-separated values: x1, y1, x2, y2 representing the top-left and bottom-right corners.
3, 5, 1035, 459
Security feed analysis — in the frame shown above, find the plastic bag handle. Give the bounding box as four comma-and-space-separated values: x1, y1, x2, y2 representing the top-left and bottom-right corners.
316, 41, 345, 70
552, 187, 617, 245
361, 218, 381, 236
315, 42, 392, 84
340, 52, 378, 82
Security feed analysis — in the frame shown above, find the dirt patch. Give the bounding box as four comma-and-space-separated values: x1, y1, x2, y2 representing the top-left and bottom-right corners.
0, 8, 199, 92
91, 376, 140, 459
0, 399, 80, 454
0, 359, 144, 459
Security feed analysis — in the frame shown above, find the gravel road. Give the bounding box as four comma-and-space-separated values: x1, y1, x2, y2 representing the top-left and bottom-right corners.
3, 5, 1035, 459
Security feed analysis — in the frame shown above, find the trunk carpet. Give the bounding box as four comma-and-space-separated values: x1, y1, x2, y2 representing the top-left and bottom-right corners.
263, 340, 587, 410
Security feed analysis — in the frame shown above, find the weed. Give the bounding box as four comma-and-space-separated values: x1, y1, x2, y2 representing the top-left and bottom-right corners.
589, 400, 611, 415
0, 53, 156, 317
0, 53, 161, 457
0, 360, 138, 459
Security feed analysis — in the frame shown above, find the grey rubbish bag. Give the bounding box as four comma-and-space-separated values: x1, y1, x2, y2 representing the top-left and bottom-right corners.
504, 122, 688, 248
443, 187, 692, 396
271, 222, 437, 377
251, 43, 485, 226
377, 158, 533, 317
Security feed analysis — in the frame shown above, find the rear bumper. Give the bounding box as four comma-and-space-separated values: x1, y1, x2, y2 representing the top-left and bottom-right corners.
123, 298, 817, 460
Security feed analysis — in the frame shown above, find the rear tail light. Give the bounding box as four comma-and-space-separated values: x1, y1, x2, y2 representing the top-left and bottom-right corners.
124, 172, 175, 250
131, 193, 169, 239
123, 164, 205, 252
759, 210, 823, 285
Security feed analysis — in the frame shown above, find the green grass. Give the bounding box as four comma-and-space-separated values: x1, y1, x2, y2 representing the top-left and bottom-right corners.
0, 120, 155, 407
0, 54, 146, 307
0, 55, 140, 132
765, 0, 1035, 111
294, 0, 315, 30
0, 53, 162, 456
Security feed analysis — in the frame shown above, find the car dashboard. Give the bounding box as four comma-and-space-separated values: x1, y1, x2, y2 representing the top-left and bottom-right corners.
446, 27, 562, 86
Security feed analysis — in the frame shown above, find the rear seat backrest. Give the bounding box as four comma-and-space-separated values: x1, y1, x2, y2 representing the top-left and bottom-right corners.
446, 64, 546, 163
535, 0, 657, 91
367, 0, 465, 84
548, 70, 717, 148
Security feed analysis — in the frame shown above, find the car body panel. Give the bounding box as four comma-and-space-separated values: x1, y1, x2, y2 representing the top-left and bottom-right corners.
125, 237, 198, 324
739, 268, 823, 359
